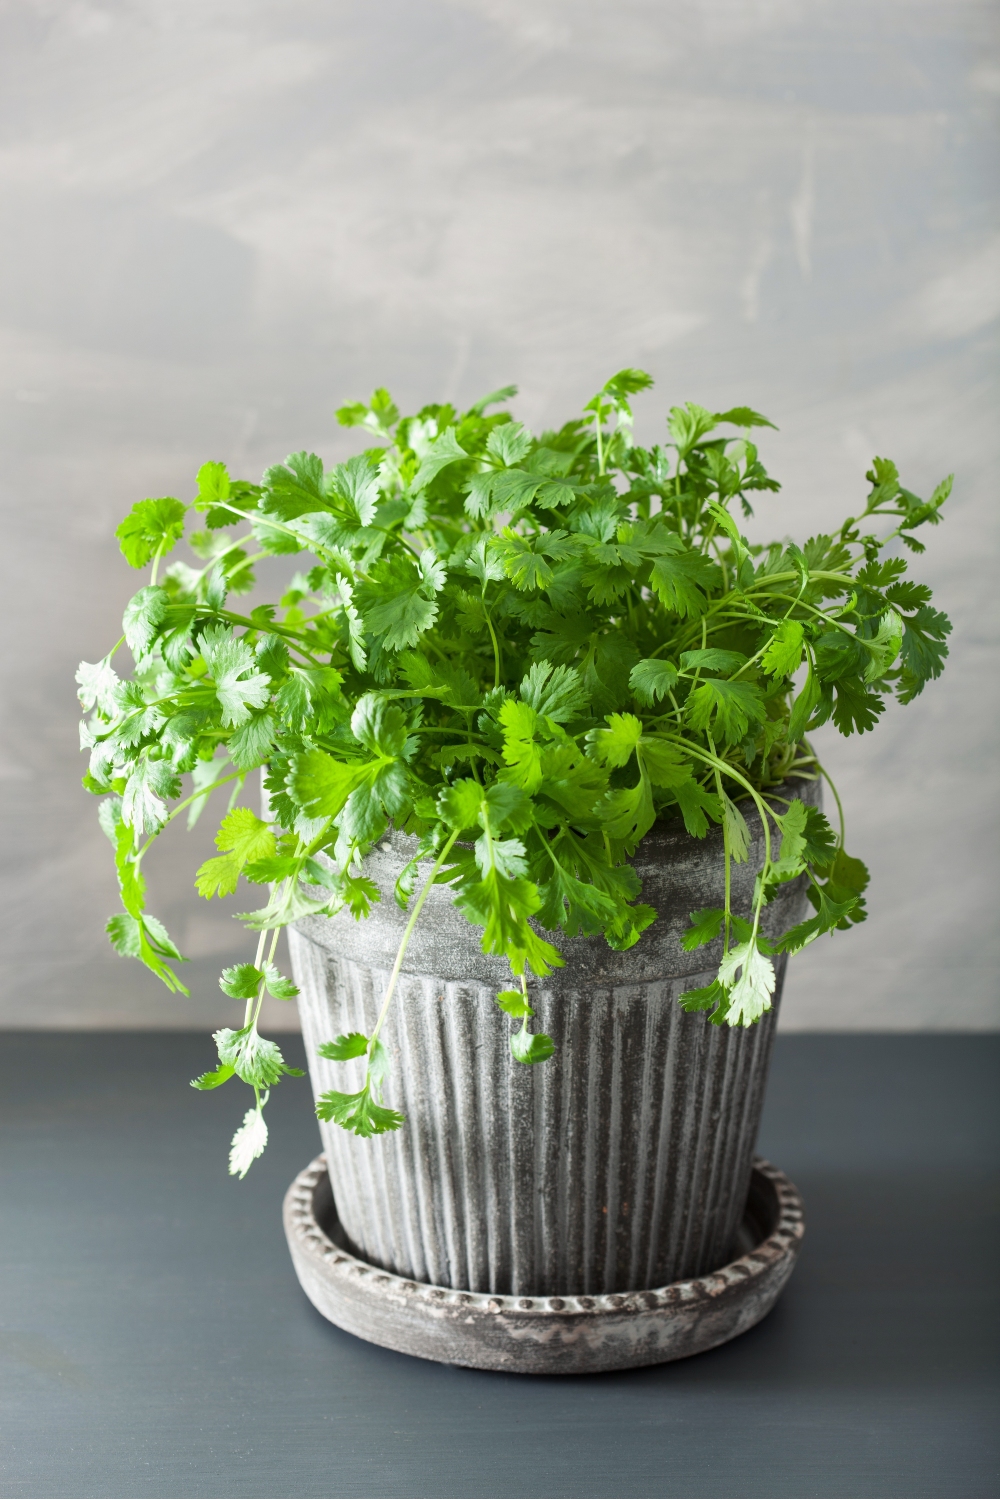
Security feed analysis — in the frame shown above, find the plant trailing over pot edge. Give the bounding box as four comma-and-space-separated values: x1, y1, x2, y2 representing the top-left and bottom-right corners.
77, 371, 952, 1177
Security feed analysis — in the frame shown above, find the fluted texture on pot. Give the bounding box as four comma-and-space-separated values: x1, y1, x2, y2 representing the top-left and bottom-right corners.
289, 778, 817, 1297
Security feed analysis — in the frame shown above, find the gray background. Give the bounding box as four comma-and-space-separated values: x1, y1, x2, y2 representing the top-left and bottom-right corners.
1, 0, 997, 1030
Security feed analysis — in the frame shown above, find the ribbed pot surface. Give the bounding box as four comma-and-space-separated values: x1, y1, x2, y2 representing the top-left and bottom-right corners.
290, 778, 816, 1297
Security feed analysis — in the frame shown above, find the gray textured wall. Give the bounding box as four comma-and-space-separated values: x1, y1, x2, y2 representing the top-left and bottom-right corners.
1, 0, 997, 1030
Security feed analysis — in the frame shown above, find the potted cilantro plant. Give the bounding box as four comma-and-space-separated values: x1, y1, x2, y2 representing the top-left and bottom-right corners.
78, 371, 951, 1326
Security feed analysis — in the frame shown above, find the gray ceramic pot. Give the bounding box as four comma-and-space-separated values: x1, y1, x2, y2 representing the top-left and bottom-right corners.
288, 777, 817, 1299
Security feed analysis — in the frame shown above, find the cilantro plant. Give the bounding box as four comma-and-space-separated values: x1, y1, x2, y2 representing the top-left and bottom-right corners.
78, 371, 952, 1174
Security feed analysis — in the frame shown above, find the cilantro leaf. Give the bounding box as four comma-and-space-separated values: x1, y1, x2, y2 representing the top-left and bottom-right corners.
116, 497, 186, 568
196, 808, 276, 898
648, 543, 718, 617
686, 679, 766, 744
122, 586, 168, 658
199, 625, 272, 727
760, 621, 804, 679
629, 659, 678, 706
495, 989, 534, 1018
413, 427, 468, 490
718, 941, 776, 1026
510, 1022, 555, 1065
519, 661, 587, 722
318, 1033, 370, 1061
682, 908, 725, 951
229, 1107, 268, 1178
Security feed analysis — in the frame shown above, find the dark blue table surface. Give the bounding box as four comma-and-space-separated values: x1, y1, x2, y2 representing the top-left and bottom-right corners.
2, 1032, 998, 1499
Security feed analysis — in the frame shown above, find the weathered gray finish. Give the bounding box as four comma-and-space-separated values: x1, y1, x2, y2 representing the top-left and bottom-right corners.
283, 1153, 805, 1373
289, 781, 815, 1297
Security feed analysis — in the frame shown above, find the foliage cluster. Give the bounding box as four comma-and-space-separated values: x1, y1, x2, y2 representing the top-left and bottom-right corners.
78, 371, 952, 1172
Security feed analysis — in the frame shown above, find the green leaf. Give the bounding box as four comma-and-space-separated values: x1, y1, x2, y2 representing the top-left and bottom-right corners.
105, 911, 188, 993
679, 648, 747, 675
76, 655, 121, 716
275, 667, 343, 733
831, 677, 884, 736
318, 1032, 370, 1060
361, 555, 441, 651
678, 979, 729, 1020
718, 941, 776, 1026
351, 693, 410, 757
116, 497, 186, 568
863, 609, 903, 684
288, 749, 368, 820
648, 544, 717, 617
587, 712, 643, 768
686, 679, 766, 745
315, 1085, 405, 1137
801, 806, 837, 870
199, 625, 272, 727
413, 427, 468, 490
121, 755, 180, 835
263, 964, 299, 1000
760, 621, 804, 679
190, 1062, 235, 1090
228, 712, 277, 771
667, 402, 717, 456
196, 808, 276, 898
219, 962, 263, 1000
519, 661, 586, 722
898, 605, 951, 697
788, 668, 820, 742
336, 387, 399, 434
495, 989, 534, 1018
194, 461, 230, 508
672, 778, 721, 838
629, 659, 678, 706
640, 738, 690, 789
721, 793, 751, 863
714, 407, 777, 430
486, 421, 533, 467
510, 1022, 555, 1065
682, 908, 725, 951
214, 1025, 301, 1088
493, 528, 576, 591
229, 1106, 268, 1178
536, 861, 618, 936
122, 586, 168, 657
327, 453, 381, 527
468, 384, 518, 415
498, 699, 543, 792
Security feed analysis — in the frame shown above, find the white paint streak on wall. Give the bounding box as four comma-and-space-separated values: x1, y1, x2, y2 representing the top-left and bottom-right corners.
790, 134, 815, 281
912, 237, 1000, 339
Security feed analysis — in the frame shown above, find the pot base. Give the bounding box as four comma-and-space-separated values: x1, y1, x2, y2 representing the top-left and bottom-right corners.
283, 1155, 805, 1374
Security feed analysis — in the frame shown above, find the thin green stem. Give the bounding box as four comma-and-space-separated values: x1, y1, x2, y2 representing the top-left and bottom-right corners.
134, 770, 245, 863
250, 927, 282, 1030
485, 611, 502, 689
368, 829, 460, 1054
708, 734, 732, 954
244, 929, 269, 1028
150, 538, 167, 587
809, 746, 846, 846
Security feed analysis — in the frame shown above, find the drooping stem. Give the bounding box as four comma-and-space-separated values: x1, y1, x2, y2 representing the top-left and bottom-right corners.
134, 770, 245, 863
810, 748, 846, 847
368, 830, 460, 1055
708, 734, 732, 954
250, 927, 282, 1030
484, 606, 502, 689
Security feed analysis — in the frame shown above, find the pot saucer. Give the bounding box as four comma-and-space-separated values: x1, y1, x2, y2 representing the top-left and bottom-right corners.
283, 1155, 804, 1374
